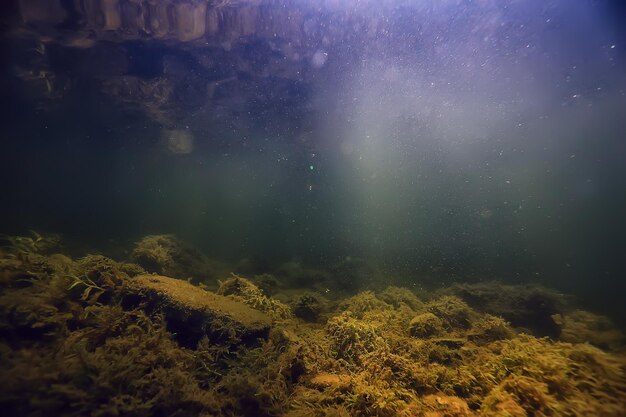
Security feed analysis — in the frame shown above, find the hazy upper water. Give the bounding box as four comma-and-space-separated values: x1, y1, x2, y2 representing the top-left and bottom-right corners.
1, 0, 625, 321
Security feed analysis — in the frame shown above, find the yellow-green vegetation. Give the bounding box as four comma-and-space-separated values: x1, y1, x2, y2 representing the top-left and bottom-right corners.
555, 309, 625, 350
377, 285, 424, 310
409, 312, 444, 337
217, 273, 293, 320
467, 314, 514, 344
426, 295, 475, 330
0, 231, 62, 255
443, 282, 566, 337
0, 233, 625, 417
326, 311, 386, 365
338, 290, 391, 318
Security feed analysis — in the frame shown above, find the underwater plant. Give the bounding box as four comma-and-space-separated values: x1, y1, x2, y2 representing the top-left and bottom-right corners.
217, 273, 293, 320
67, 272, 105, 304
0, 239, 624, 417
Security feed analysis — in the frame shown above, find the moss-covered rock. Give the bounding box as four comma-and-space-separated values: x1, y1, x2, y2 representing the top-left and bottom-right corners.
217, 274, 293, 320
427, 295, 474, 330
377, 286, 423, 311
131, 234, 226, 283
292, 292, 326, 322
339, 291, 391, 318
326, 311, 385, 365
468, 314, 514, 344
554, 310, 625, 350
409, 312, 444, 338
125, 274, 271, 347
444, 282, 564, 337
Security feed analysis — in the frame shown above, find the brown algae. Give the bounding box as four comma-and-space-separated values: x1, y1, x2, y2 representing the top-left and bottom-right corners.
0, 233, 625, 417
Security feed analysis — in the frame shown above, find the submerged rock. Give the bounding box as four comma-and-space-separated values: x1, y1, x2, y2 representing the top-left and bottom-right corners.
217, 274, 293, 320
291, 292, 326, 322
125, 274, 271, 347
426, 295, 474, 330
409, 312, 444, 338
443, 282, 564, 337
554, 310, 625, 350
377, 286, 424, 311
467, 314, 514, 344
131, 234, 226, 283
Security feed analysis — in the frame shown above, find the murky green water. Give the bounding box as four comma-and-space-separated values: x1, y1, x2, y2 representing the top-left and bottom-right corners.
1, 1, 625, 416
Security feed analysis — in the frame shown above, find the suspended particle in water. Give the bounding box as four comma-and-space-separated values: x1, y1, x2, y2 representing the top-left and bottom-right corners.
162, 129, 194, 154
311, 50, 328, 68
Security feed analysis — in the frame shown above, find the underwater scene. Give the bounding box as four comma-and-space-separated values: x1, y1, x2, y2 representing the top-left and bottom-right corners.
1, 1, 625, 416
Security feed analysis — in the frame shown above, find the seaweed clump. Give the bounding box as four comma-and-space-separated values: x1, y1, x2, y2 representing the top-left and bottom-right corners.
0, 235, 225, 416
326, 311, 385, 365
217, 274, 293, 320
443, 282, 565, 337
409, 312, 444, 338
467, 314, 514, 344
0, 231, 62, 256
377, 285, 424, 310
554, 310, 625, 350
291, 292, 326, 322
1, 235, 625, 417
338, 290, 391, 318
426, 295, 475, 330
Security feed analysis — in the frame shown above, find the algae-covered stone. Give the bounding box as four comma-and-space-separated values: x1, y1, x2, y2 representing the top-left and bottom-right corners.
377, 286, 424, 311
217, 274, 293, 320
326, 311, 384, 364
338, 291, 390, 318
409, 312, 444, 338
555, 310, 625, 350
468, 314, 513, 344
292, 292, 325, 322
125, 274, 271, 347
426, 295, 474, 329
131, 234, 226, 283
421, 395, 472, 417
444, 282, 564, 337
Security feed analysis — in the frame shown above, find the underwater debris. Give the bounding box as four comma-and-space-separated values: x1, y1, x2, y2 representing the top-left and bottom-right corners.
309, 373, 352, 391
125, 274, 272, 347
406, 394, 473, 417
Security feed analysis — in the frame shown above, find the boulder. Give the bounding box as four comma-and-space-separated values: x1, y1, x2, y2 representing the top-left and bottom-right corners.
125, 274, 271, 347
